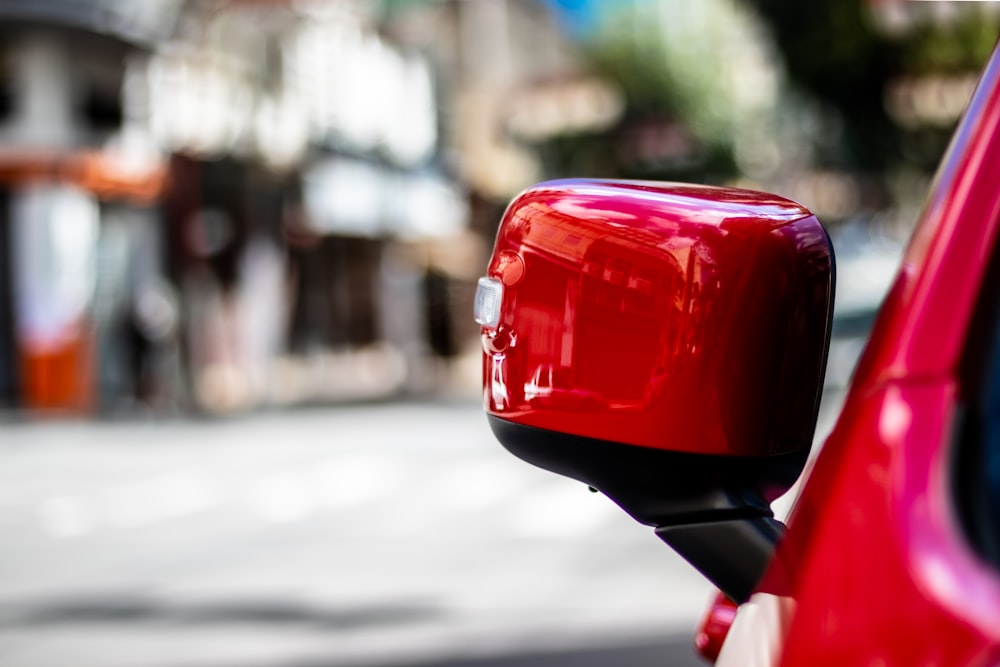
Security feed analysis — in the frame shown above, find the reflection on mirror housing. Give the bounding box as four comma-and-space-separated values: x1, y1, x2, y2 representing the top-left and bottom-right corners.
479, 180, 834, 603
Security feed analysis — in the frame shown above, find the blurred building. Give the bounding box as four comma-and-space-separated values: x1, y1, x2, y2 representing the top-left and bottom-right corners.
0, 1, 173, 412
0, 0, 484, 414
147, 0, 462, 411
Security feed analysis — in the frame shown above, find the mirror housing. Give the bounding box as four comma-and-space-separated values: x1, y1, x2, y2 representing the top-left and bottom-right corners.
478, 180, 834, 602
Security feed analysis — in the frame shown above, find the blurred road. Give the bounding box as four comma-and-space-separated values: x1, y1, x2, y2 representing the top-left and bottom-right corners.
0, 399, 724, 667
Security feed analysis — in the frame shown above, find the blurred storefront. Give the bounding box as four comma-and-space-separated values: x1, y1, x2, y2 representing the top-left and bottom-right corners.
0, 10, 171, 413
152, 0, 472, 412
0, 0, 491, 415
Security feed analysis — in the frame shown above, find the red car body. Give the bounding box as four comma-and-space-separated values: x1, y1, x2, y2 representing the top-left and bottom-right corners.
714, 38, 1000, 667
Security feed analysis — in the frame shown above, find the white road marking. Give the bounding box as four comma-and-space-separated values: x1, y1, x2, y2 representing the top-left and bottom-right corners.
427, 460, 535, 513
38, 495, 99, 538
249, 473, 317, 523
506, 481, 619, 539
103, 468, 222, 528
27, 456, 619, 541
308, 455, 405, 510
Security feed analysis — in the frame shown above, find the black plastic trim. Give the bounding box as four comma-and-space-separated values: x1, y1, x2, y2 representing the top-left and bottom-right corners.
488, 416, 807, 527
656, 516, 785, 603
489, 416, 794, 602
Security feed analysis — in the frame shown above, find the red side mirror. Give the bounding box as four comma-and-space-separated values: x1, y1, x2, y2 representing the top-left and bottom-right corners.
477, 179, 834, 601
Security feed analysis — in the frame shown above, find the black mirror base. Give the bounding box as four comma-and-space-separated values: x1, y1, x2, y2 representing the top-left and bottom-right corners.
488, 415, 797, 604
656, 516, 785, 604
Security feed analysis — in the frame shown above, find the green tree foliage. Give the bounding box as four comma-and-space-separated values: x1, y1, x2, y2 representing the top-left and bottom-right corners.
740, 0, 899, 170
541, 0, 772, 183
741, 0, 1000, 172
535, 0, 1000, 187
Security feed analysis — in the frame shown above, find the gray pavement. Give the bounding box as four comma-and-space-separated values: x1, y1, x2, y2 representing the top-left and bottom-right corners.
0, 400, 719, 667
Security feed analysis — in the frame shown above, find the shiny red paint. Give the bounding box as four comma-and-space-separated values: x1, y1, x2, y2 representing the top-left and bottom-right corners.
696, 591, 740, 662
481, 180, 833, 457
721, 40, 1000, 667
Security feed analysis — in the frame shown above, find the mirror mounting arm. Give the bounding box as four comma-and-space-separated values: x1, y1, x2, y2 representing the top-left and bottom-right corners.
655, 515, 785, 604
490, 416, 795, 604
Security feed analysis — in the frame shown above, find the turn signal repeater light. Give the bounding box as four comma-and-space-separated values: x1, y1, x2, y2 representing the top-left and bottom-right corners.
477, 179, 835, 603
474, 277, 503, 329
